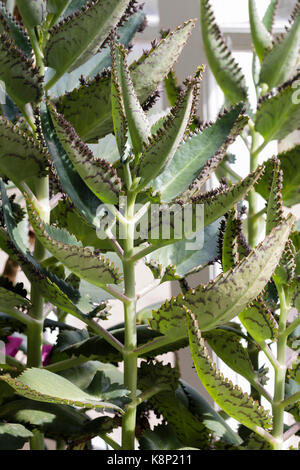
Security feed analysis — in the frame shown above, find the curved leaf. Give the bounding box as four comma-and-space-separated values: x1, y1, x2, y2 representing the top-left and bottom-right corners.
150, 214, 294, 337
57, 324, 188, 362
48, 9, 145, 98
151, 104, 246, 202
187, 313, 272, 432
260, 5, 300, 88
255, 78, 300, 143
137, 73, 201, 189
249, 0, 273, 62
179, 380, 242, 445
49, 102, 122, 205
0, 368, 123, 412
256, 145, 300, 207
148, 219, 220, 278
263, 0, 279, 33
56, 19, 196, 142
40, 102, 100, 228
138, 362, 210, 449
16, 0, 47, 27
0, 33, 43, 106
45, 0, 131, 76
139, 424, 183, 450
239, 298, 278, 343
0, 422, 32, 450
111, 41, 151, 156
27, 199, 122, 288
205, 328, 257, 383
0, 2, 32, 56
200, 0, 248, 104
0, 116, 49, 185
0, 398, 116, 441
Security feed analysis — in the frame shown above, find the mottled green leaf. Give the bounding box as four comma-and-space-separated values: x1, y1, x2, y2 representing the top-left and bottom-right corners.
47, 9, 145, 98
150, 215, 294, 337
239, 298, 278, 343
164, 70, 181, 108
148, 220, 220, 278
200, 0, 248, 104
0, 286, 31, 316
249, 0, 273, 62
49, 102, 122, 204
0, 422, 32, 450
0, 2, 32, 56
40, 102, 100, 228
0, 116, 49, 185
221, 208, 239, 272
0, 368, 123, 412
45, 0, 131, 76
265, 157, 283, 236
205, 328, 257, 383
187, 313, 272, 432
0, 398, 116, 441
152, 104, 246, 202
137, 73, 201, 189
288, 360, 300, 386
145, 166, 264, 248
56, 19, 196, 142
27, 199, 122, 287
139, 424, 183, 450
138, 362, 210, 449
255, 79, 300, 143
0, 180, 103, 319
260, 5, 300, 88
179, 380, 243, 445
111, 41, 151, 156
0, 33, 43, 106
58, 325, 188, 363
16, 0, 47, 27
263, 0, 279, 33
256, 145, 300, 207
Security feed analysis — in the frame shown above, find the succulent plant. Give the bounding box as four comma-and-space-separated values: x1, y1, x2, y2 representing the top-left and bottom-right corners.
0, 0, 299, 451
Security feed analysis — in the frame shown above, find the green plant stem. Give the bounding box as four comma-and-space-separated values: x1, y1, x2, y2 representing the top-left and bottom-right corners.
284, 315, 300, 339
30, 429, 45, 450
44, 356, 89, 373
121, 191, 138, 450
248, 129, 261, 248
281, 390, 300, 409
272, 285, 289, 450
27, 178, 49, 452
99, 433, 122, 451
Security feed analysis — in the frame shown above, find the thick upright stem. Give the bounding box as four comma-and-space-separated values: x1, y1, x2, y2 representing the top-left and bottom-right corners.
121, 193, 138, 450
272, 285, 289, 450
27, 177, 50, 368
248, 129, 261, 248
27, 177, 49, 451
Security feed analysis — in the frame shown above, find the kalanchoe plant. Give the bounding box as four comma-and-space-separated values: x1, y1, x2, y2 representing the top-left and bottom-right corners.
0, 0, 298, 452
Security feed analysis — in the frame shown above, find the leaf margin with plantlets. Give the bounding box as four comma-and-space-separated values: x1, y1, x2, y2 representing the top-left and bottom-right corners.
55, 18, 197, 142
186, 312, 272, 433
149, 214, 295, 338
199, 0, 248, 104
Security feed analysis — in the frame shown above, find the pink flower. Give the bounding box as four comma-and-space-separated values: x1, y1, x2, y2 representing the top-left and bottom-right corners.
5, 336, 53, 365
5, 337, 22, 357
41, 344, 53, 366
